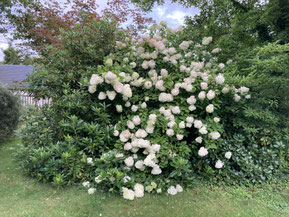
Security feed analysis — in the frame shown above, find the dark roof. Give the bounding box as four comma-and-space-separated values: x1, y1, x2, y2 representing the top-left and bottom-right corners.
0, 65, 33, 87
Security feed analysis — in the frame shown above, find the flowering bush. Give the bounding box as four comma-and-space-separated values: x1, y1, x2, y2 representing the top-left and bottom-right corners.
82, 22, 251, 200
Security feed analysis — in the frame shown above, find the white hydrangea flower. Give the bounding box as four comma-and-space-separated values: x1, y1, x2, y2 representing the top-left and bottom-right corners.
209, 132, 221, 140
195, 136, 202, 143
104, 71, 117, 84
98, 92, 107, 100
214, 117, 220, 123
112, 81, 123, 93
207, 90, 216, 100
189, 105, 196, 111
131, 105, 138, 112
167, 120, 176, 128
198, 91, 206, 100
95, 175, 102, 183
199, 126, 208, 134
159, 93, 174, 102
176, 184, 183, 192
106, 91, 116, 100
119, 130, 131, 142
194, 120, 203, 129
234, 94, 241, 102
166, 129, 174, 136
90, 74, 103, 85
200, 82, 208, 90
206, 104, 214, 113
122, 187, 135, 200
171, 88, 180, 96
176, 134, 184, 140
186, 117, 194, 124
179, 121, 186, 129
82, 181, 90, 188
215, 74, 225, 84
124, 157, 134, 167
123, 176, 131, 183
149, 114, 157, 121
130, 62, 136, 68
167, 186, 177, 195
135, 160, 145, 171
145, 96, 150, 101
146, 125, 154, 134
134, 184, 144, 198
151, 166, 162, 175
124, 142, 132, 150
179, 41, 190, 50
132, 115, 141, 125
198, 147, 208, 157
127, 120, 135, 129
135, 129, 148, 138
202, 36, 213, 45
116, 105, 123, 113
88, 188, 96, 195
125, 101, 131, 107
141, 102, 147, 109
245, 94, 251, 99
113, 130, 119, 137
222, 87, 230, 94
215, 160, 224, 169
211, 48, 221, 53
122, 84, 132, 98
171, 106, 181, 114
160, 69, 168, 77
219, 63, 225, 69
239, 86, 249, 95
88, 85, 96, 94
187, 96, 197, 104
87, 157, 93, 165
144, 81, 152, 89
225, 151, 232, 159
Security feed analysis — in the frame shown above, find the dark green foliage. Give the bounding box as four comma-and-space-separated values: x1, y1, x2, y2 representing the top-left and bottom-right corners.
16, 19, 124, 185
223, 42, 289, 138
208, 134, 288, 185
0, 84, 21, 142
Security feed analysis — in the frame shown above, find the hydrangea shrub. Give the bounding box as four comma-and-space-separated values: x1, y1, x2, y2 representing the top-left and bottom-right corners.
83, 22, 250, 200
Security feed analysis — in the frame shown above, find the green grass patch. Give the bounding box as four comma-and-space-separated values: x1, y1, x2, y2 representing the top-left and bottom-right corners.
1, 139, 289, 217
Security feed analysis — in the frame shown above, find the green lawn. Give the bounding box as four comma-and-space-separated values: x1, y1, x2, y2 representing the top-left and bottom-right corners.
1, 139, 289, 217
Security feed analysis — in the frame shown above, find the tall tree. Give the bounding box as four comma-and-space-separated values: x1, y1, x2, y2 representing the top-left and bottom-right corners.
9, 0, 154, 53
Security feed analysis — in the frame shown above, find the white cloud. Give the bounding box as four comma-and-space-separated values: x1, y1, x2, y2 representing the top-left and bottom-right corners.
156, 7, 166, 17
166, 10, 189, 25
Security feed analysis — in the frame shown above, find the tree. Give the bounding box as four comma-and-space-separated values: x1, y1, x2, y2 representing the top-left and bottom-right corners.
0, 0, 37, 33
3, 44, 22, 64
2, 44, 34, 65
9, 0, 154, 53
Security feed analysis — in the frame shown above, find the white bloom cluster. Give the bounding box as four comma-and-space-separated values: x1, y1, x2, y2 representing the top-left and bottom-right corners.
84, 23, 252, 200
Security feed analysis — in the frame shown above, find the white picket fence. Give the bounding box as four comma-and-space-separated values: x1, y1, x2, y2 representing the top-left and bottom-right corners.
15, 91, 52, 107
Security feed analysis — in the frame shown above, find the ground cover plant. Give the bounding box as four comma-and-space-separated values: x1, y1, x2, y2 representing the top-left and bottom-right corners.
2, 139, 289, 217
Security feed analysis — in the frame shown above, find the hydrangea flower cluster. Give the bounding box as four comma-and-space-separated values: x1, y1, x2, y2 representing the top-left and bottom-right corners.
83, 22, 249, 200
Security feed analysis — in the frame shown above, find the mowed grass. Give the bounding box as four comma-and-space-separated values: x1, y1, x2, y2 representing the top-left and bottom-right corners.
1, 139, 289, 217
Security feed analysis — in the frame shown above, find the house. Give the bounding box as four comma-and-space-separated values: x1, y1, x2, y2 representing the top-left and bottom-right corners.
0, 65, 33, 88
0, 65, 51, 107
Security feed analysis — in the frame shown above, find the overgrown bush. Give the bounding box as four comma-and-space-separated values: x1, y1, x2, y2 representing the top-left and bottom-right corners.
0, 84, 21, 142
17, 20, 288, 200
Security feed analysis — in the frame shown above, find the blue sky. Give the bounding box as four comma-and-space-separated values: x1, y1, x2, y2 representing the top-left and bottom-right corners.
0, 0, 198, 61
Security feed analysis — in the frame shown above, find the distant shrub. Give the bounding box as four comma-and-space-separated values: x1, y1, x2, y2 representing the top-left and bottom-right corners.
0, 85, 21, 142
